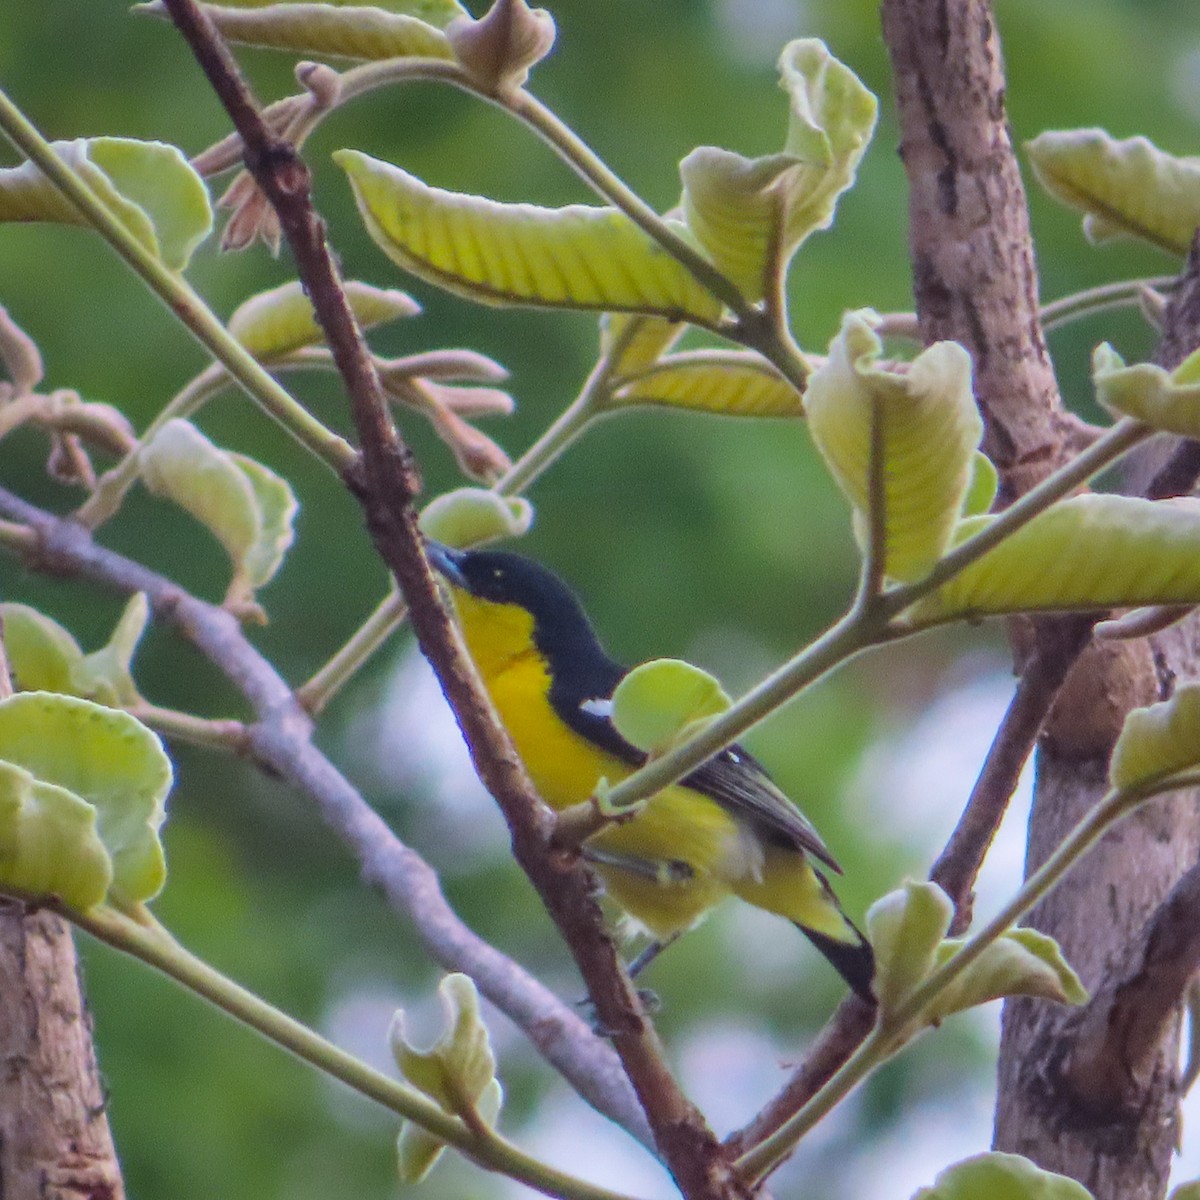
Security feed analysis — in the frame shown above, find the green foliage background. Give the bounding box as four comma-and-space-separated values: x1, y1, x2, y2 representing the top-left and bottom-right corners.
2, 1, 1199, 1197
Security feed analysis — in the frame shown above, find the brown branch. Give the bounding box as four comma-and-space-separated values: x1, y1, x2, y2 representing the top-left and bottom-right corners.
157, 4, 738, 1194
1062, 861, 1200, 1112
0, 485, 649, 1146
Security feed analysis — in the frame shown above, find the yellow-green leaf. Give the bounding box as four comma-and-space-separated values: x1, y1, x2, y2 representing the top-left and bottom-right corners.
906, 495, 1200, 627
600, 312, 685, 377
611, 658, 731, 756
1109, 682, 1200, 792
419, 488, 533, 548
139, 420, 297, 616
0, 692, 171, 906
679, 39, 876, 302
0, 760, 112, 910
611, 351, 803, 417
229, 279, 419, 361
72, 593, 150, 708
928, 929, 1087, 1021
135, 2, 458, 62
335, 150, 724, 324
1, 604, 84, 695
1027, 130, 1200, 257
913, 1153, 1095, 1200
865, 880, 953, 1013
1093, 342, 1200, 437
962, 451, 999, 518
806, 310, 982, 583
390, 969, 503, 1179
0, 137, 212, 271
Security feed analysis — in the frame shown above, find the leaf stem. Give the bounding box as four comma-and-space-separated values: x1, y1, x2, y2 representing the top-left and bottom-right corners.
127, 702, 249, 753
884, 417, 1150, 620
736, 778, 1165, 1183
296, 587, 408, 715
598, 609, 884, 813
69, 904, 648, 1200
0, 87, 356, 478
1040, 276, 1178, 333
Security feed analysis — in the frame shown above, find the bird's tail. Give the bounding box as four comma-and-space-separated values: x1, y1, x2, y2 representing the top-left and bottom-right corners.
795, 920, 875, 1002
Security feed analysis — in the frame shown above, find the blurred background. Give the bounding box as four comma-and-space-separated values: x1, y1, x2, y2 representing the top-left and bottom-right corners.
2, 1, 1199, 1196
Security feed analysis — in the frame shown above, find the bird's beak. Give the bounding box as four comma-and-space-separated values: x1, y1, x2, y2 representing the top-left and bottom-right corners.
425, 540, 469, 589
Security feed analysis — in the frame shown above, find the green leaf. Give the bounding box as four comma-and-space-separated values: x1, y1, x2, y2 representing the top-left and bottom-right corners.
1169, 1183, 1200, 1200
2, 598, 149, 708
1, 604, 85, 695
228, 279, 419, 361
611, 659, 731, 756
600, 312, 685, 377
1109, 682, 1200, 792
928, 929, 1087, 1021
679, 40, 876, 302
611, 351, 803, 417
335, 149, 724, 325
0, 760, 112, 911
961, 451, 999, 518
135, 2, 459, 61
0, 692, 171, 906
72, 593, 150, 708
1027, 130, 1200, 257
912, 1153, 1095, 1200
0, 137, 212, 271
396, 1078, 502, 1184
139, 420, 297, 618
419, 488, 533, 548
806, 310, 982, 583
391, 973, 503, 1181
905, 495, 1200, 627
865, 880, 953, 1012
1093, 342, 1200, 437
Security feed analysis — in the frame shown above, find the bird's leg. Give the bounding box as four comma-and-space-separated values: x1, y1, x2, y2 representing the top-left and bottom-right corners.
626, 934, 680, 980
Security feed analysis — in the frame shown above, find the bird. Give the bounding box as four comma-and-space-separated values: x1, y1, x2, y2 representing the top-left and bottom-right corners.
425, 541, 875, 1001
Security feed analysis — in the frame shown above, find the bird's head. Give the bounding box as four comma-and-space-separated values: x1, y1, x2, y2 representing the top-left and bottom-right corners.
426, 543, 607, 679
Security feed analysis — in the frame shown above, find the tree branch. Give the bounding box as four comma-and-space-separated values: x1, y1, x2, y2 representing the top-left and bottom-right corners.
158, 5, 737, 1194
0, 484, 649, 1149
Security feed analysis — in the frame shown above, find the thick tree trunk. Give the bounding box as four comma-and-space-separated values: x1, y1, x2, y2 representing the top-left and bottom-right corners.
881, 1, 1200, 1197
0, 900, 125, 1199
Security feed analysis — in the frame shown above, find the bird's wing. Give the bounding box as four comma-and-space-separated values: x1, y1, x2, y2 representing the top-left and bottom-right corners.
557, 682, 842, 875
682, 747, 843, 874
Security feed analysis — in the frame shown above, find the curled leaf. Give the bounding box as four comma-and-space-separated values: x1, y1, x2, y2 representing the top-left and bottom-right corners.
419, 488, 533, 548
927, 928, 1087, 1022
865, 880, 953, 1013
135, 1, 458, 61
0, 137, 212, 271
139, 420, 297, 619
1028, 130, 1200, 257
806, 310, 982, 582
391, 973, 503, 1181
0, 691, 171, 907
913, 1152, 1095, 1200
679, 40, 876, 302
216, 170, 282, 255
229, 278, 419, 361
335, 150, 724, 325
610, 658, 731, 756
905, 495, 1200, 628
1, 605, 84, 695
1110, 682, 1200, 792
612, 351, 803, 417
1093, 342, 1200, 437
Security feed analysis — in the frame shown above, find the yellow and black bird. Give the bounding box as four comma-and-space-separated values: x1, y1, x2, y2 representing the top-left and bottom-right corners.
427, 542, 874, 1000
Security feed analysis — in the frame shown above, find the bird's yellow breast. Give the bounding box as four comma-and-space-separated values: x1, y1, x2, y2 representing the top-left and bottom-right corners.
447, 587, 744, 937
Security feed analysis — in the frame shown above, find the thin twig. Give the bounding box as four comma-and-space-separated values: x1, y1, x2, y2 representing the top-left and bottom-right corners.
158, 6, 734, 1193
0, 484, 650, 1148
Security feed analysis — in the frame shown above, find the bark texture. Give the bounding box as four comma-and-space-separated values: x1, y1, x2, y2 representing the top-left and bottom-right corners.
882, 2, 1200, 1197
0, 901, 124, 1199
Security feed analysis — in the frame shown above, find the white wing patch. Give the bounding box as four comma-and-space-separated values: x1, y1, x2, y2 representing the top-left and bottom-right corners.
580, 697, 614, 719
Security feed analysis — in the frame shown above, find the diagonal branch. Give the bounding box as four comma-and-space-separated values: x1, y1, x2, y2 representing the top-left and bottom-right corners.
157, 4, 737, 1194
0, 485, 648, 1145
